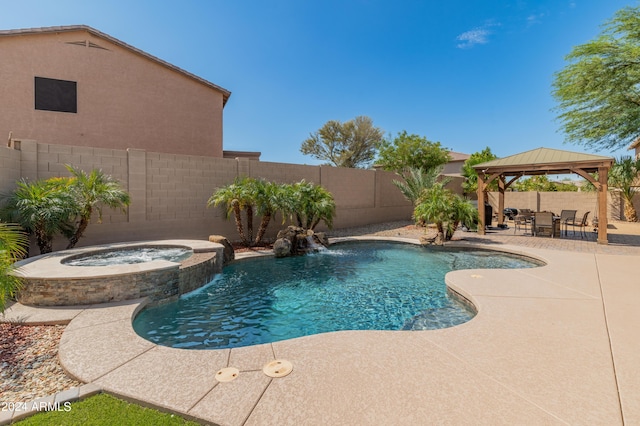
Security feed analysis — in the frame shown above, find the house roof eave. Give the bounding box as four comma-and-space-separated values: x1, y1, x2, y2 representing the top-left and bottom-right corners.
0, 25, 232, 106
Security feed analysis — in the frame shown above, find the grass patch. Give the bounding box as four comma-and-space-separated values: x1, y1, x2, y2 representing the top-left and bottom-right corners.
15, 393, 202, 425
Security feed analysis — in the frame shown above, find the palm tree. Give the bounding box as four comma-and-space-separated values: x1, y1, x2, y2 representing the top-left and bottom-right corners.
253, 180, 283, 245
64, 165, 131, 249
392, 166, 444, 206
208, 177, 257, 246
288, 181, 336, 230
413, 182, 454, 241
609, 156, 640, 222
447, 195, 478, 238
1, 179, 77, 254
414, 182, 477, 242
0, 222, 28, 313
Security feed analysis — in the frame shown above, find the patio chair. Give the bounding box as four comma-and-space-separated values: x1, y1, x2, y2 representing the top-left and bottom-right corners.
513, 211, 533, 235
533, 211, 554, 237
566, 211, 590, 239
558, 210, 577, 237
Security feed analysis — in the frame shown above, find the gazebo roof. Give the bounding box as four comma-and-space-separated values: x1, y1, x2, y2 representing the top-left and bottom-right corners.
473, 147, 613, 176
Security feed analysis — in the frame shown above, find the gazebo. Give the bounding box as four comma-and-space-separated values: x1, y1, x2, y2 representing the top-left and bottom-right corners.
473, 148, 614, 245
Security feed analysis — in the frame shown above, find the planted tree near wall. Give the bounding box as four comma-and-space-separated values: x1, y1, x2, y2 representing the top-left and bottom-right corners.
413, 182, 477, 243
1, 179, 77, 254
300, 116, 384, 168
0, 222, 28, 313
209, 178, 336, 246
1, 166, 131, 254
285, 181, 336, 230
64, 165, 131, 249
609, 156, 640, 222
393, 166, 444, 207
376, 132, 451, 222
377, 131, 451, 176
208, 177, 258, 246
252, 180, 284, 245
461, 147, 498, 195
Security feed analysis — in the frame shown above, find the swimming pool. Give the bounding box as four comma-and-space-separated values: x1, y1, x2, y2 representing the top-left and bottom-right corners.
133, 241, 542, 349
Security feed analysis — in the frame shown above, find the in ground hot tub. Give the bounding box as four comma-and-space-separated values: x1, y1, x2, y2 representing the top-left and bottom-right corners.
13, 240, 224, 307
62, 246, 193, 266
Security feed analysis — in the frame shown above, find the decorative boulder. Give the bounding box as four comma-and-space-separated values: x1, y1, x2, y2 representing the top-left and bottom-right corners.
273, 226, 329, 257
208, 235, 235, 265
273, 238, 292, 258
314, 232, 329, 247
419, 232, 445, 246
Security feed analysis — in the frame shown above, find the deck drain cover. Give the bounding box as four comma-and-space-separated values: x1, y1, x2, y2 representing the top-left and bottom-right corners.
215, 367, 239, 382
263, 359, 293, 378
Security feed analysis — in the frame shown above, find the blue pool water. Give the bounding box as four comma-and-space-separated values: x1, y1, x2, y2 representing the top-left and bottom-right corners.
133, 242, 541, 349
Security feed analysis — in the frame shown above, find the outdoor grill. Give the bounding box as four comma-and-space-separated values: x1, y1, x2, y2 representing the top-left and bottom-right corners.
503, 208, 518, 220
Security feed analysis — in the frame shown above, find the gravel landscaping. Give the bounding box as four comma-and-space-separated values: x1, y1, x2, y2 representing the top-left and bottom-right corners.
0, 323, 82, 403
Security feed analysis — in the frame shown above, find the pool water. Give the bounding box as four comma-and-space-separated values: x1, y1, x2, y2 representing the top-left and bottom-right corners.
64, 247, 192, 266
133, 242, 541, 349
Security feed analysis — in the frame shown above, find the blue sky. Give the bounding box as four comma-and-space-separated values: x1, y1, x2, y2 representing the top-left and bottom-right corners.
2, 0, 638, 165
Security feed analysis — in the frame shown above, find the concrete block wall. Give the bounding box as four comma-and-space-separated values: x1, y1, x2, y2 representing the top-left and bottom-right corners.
8, 139, 129, 225
144, 152, 237, 222
248, 160, 321, 184
321, 166, 376, 209
5, 139, 635, 252
376, 170, 411, 208
0, 145, 21, 195
1, 140, 415, 249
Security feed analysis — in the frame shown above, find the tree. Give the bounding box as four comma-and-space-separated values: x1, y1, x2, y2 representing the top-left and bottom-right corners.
252, 180, 283, 245
300, 116, 384, 168
513, 175, 579, 192
208, 177, 257, 246
609, 156, 640, 222
552, 6, 640, 151
448, 195, 478, 237
392, 166, 444, 206
1, 179, 77, 254
461, 147, 498, 195
412, 182, 476, 243
377, 131, 451, 176
64, 165, 131, 249
0, 222, 28, 313
285, 181, 336, 230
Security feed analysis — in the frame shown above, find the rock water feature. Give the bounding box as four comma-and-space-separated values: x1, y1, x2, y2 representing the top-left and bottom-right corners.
273, 226, 329, 258
208, 235, 235, 266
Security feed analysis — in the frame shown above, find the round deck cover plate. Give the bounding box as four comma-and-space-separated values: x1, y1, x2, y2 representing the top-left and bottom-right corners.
215, 367, 240, 382
263, 359, 293, 378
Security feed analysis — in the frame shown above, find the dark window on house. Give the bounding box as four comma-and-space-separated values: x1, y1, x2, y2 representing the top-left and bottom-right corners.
35, 77, 77, 113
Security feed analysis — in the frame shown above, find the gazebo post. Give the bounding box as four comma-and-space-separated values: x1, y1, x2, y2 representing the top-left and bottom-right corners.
498, 176, 505, 226
598, 167, 609, 245
477, 176, 486, 235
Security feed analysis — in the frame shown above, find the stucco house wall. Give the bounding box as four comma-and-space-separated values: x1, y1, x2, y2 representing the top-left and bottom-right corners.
0, 26, 230, 157
441, 151, 470, 176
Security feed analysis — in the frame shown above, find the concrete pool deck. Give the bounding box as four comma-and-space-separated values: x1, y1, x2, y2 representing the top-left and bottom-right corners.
3, 227, 640, 425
